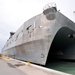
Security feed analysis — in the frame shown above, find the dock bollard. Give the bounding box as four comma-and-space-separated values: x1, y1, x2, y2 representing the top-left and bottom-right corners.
6, 57, 10, 61
27, 62, 31, 65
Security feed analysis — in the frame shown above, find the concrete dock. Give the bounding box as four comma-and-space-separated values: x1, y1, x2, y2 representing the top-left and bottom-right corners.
0, 59, 26, 75
0, 57, 71, 75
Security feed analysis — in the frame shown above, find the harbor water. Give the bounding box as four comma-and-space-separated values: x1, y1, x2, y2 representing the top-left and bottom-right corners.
45, 59, 75, 75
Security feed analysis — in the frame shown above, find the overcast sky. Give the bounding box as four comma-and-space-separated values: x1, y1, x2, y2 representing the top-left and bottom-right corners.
0, 0, 75, 53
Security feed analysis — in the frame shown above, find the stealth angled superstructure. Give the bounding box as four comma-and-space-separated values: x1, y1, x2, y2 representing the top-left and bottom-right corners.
2, 3, 75, 65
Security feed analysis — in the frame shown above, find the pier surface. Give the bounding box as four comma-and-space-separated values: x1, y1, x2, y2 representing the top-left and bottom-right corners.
0, 59, 26, 75
0, 58, 71, 75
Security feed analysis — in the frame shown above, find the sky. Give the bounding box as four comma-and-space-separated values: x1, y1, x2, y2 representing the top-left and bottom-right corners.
0, 0, 75, 53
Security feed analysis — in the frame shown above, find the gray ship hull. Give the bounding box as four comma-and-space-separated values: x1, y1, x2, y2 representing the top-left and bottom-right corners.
2, 11, 75, 65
